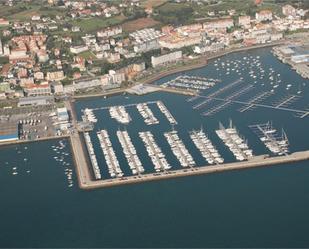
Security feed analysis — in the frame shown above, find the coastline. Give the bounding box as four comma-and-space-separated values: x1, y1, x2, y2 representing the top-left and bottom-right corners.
0, 135, 69, 148
73, 41, 285, 100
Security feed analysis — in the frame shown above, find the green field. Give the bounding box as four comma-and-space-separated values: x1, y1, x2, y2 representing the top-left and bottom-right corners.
69, 15, 126, 34
0, 3, 67, 21
155, 0, 307, 22
78, 51, 97, 60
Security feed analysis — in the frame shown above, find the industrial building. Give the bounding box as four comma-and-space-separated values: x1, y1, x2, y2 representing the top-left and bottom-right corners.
0, 123, 19, 142
18, 96, 54, 107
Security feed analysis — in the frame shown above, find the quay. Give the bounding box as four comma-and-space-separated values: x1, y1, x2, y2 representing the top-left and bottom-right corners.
69, 127, 309, 189
0, 134, 69, 147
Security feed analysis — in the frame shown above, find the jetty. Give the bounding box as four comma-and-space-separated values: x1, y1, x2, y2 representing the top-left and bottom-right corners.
69, 137, 309, 189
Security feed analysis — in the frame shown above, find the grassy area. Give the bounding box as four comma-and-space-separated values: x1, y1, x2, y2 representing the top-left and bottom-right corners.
122, 17, 160, 32
78, 51, 97, 60
140, 0, 168, 9
69, 15, 127, 34
1, 3, 67, 21
154, 2, 194, 25
161, 0, 303, 19
191, 0, 278, 16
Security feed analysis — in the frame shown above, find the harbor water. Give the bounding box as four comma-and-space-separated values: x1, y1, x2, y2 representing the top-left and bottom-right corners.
0, 47, 309, 247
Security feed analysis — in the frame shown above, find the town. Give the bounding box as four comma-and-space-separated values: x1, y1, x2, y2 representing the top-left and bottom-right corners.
0, 0, 308, 144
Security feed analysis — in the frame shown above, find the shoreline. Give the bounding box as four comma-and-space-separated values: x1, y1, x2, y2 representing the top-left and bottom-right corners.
0, 135, 69, 148
72, 41, 285, 101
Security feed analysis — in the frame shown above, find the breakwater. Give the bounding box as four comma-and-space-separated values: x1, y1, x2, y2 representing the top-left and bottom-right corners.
69, 130, 309, 190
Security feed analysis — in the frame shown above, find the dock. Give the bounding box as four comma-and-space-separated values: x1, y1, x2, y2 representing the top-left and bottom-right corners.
69, 137, 309, 189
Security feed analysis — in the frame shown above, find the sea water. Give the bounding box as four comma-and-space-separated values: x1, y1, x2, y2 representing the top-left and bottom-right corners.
0, 48, 309, 247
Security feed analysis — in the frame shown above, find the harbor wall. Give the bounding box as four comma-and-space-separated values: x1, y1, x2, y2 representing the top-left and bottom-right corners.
71, 145, 309, 190
0, 135, 69, 148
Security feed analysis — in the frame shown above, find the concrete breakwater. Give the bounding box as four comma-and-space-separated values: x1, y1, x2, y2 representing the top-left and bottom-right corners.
69, 132, 309, 190
0, 135, 69, 148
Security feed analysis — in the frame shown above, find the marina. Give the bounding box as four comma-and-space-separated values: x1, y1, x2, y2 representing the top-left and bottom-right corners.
190, 129, 224, 164
116, 130, 144, 175
202, 84, 254, 116
238, 91, 273, 112
162, 75, 221, 91
83, 132, 101, 180
249, 122, 289, 155
83, 108, 97, 123
272, 94, 301, 109
109, 106, 131, 124
136, 103, 159, 125
192, 78, 243, 110
216, 120, 254, 161
156, 101, 177, 125
1, 43, 309, 248
164, 130, 195, 168
97, 130, 123, 178
139, 131, 171, 172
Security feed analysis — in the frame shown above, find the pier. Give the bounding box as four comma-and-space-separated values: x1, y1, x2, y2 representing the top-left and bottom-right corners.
70, 138, 309, 189
195, 94, 309, 116
151, 85, 198, 96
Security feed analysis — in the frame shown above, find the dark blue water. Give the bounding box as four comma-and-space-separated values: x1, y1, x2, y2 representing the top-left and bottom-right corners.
1, 48, 309, 248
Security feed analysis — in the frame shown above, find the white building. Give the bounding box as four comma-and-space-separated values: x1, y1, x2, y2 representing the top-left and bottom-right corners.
204, 19, 234, 30
151, 51, 182, 67
255, 10, 273, 22
51, 81, 64, 94
97, 26, 122, 38
70, 45, 89, 54
108, 70, 125, 84
282, 5, 296, 17
238, 16, 251, 28
130, 28, 163, 53
23, 83, 51, 96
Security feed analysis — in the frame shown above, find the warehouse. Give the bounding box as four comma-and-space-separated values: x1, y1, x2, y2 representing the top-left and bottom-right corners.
0, 123, 19, 143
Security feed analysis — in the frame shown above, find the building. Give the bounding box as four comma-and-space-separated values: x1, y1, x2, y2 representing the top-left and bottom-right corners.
204, 19, 234, 30
151, 51, 182, 67
159, 24, 203, 49
256, 10, 273, 22
97, 26, 122, 38
23, 83, 51, 96
34, 72, 44, 80
17, 96, 54, 107
51, 81, 64, 94
238, 16, 251, 28
0, 82, 10, 92
37, 50, 49, 63
46, 71, 65, 81
282, 5, 296, 17
66, 78, 103, 93
108, 70, 125, 84
130, 28, 163, 53
57, 107, 69, 122
0, 123, 18, 143
70, 45, 89, 54
0, 18, 9, 26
